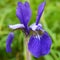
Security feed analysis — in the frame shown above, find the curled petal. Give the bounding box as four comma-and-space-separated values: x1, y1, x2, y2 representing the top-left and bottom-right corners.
29, 23, 44, 35
16, 2, 32, 26
28, 31, 52, 58
6, 32, 14, 52
9, 24, 25, 30
29, 23, 42, 31
36, 2, 46, 25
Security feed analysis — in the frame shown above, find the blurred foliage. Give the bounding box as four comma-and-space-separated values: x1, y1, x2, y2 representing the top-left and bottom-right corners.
0, 0, 60, 60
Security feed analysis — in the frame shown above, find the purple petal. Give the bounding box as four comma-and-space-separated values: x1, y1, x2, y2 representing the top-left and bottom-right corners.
36, 2, 46, 25
24, 1, 30, 7
28, 31, 52, 58
16, 2, 31, 26
9, 24, 25, 30
6, 32, 14, 52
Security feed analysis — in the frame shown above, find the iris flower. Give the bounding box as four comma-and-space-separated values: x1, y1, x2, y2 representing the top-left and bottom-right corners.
6, 1, 52, 58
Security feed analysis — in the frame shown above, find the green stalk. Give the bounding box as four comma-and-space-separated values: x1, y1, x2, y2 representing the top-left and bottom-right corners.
24, 36, 31, 60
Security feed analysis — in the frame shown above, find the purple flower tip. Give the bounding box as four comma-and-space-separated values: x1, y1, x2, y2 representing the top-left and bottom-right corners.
6, 32, 14, 52
36, 2, 46, 25
24, 1, 30, 7
17, 2, 23, 7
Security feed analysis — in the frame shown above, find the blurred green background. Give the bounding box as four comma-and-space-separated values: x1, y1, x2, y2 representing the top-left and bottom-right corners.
0, 0, 60, 60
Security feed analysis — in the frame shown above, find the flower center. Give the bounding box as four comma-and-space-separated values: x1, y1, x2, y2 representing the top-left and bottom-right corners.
33, 30, 44, 40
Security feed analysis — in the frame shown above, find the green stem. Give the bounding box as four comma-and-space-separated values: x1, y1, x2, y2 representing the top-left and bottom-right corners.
24, 36, 31, 60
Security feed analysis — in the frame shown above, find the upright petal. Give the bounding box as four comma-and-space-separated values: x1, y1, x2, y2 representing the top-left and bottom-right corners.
16, 2, 31, 26
16, 2, 23, 23
6, 32, 14, 52
28, 31, 52, 58
36, 2, 46, 25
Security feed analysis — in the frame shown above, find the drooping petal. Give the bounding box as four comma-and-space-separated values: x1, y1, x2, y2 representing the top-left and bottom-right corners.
40, 32, 52, 55
36, 2, 46, 25
28, 31, 52, 58
9, 24, 25, 30
6, 32, 14, 52
16, 2, 32, 26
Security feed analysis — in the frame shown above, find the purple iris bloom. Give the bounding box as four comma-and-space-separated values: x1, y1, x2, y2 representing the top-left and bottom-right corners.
6, 1, 52, 58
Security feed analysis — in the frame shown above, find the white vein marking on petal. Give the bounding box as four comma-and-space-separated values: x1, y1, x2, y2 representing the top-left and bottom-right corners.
35, 34, 41, 40
9, 24, 25, 29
